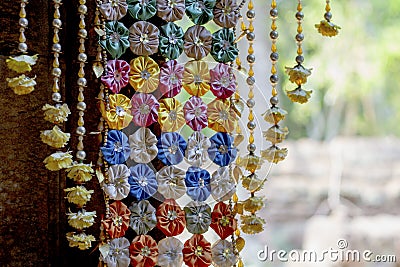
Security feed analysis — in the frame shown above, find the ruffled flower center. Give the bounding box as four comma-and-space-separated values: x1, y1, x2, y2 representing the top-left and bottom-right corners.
114, 141, 123, 152
194, 74, 203, 85
167, 210, 178, 220
219, 110, 229, 120
169, 34, 178, 44
168, 144, 178, 154
194, 37, 204, 47
140, 0, 149, 6
220, 215, 230, 226
223, 6, 232, 15
110, 32, 121, 43
194, 107, 203, 117
140, 246, 151, 257
222, 248, 231, 258
113, 215, 123, 227
218, 145, 228, 154
165, 249, 179, 260
222, 40, 231, 50
138, 176, 148, 186
170, 73, 179, 84
195, 245, 203, 256
114, 70, 122, 81
140, 33, 149, 44
116, 106, 126, 116
168, 0, 177, 8
139, 104, 150, 114
140, 69, 151, 80
169, 110, 177, 121
168, 177, 178, 187
111, 0, 119, 7
220, 76, 230, 88
198, 178, 205, 187
195, 1, 205, 11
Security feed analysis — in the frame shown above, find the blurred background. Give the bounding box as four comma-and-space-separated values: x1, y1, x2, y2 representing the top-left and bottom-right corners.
237, 0, 400, 266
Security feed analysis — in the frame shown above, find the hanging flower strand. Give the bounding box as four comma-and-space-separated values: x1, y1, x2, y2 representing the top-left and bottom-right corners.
6, 0, 38, 95
315, 0, 341, 37
285, 0, 313, 104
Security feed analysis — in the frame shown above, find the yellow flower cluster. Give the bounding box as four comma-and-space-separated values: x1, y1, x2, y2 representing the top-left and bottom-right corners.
261, 146, 288, 164
315, 20, 341, 37
6, 74, 36, 95
43, 152, 73, 171
67, 210, 97, 230
42, 104, 71, 124
64, 186, 94, 207
40, 125, 70, 148
6, 55, 38, 73
66, 163, 94, 183
240, 215, 265, 235
66, 232, 96, 250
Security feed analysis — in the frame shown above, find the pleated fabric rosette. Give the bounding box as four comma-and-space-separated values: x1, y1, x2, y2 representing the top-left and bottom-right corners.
97, 1, 242, 266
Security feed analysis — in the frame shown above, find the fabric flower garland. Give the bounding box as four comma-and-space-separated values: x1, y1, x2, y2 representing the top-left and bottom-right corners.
129, 164, 158, 200
157, 132, 187, 166
184, 25, 212, 60
156, 165, 186, 199
127, 0, 157, 20
102, 201, 131, 239
129, 127, 158, 164
99, 0, 128, 21
100, 21, 130, 59
159, 59, 184, 98
182, 234, 212, 267
156, 199, 186, 237
185, 0, 216, 25
157, 237, 184, 267
159, 22, 184, 60
158, 98, 185, 132
101, 59, 130, 94
129, 200, 157, 235
130, 93, 159, 127
129, 21, 159, 56
129, 56, 160, 93
129, 235, 158, 267
156, 0, 185, 22
101, 130, 131, 165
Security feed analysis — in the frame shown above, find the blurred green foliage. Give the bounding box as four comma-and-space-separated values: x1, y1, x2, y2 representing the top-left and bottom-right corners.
261, 0, 400, 140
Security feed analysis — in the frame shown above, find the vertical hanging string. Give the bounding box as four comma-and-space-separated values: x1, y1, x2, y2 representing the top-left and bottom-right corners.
18, 0, 29, 53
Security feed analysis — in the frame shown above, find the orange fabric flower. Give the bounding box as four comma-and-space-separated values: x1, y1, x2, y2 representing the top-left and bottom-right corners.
210, 202, 237, 240
156, 198, 186, 237
129, 235, 158, 267
101, 201, 131, 239
207, 98, 237, 133
182, 234, 212, 267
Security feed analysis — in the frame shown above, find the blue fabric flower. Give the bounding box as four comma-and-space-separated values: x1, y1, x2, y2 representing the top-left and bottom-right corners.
129, 164, 158, 200
208, 132, 237, 167
101, 130, 131, 165
157, 132, 187, 165
185, 167, 211, 201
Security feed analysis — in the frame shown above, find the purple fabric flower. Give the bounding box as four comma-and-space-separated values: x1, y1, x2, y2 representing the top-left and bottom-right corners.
130, 93, 159, 127
183, 96, 208, 131
159, 60, 184, 98
101, 60, 131, 94
129, 164, 158, 200
209, 63, 236, 99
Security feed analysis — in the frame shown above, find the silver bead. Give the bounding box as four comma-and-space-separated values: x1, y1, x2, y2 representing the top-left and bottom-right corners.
76, 150, 86, 160
52, 43, 62, 52
324, 12, 332, 21
52, 19, 62, 28
295, 33, 304, 42
78, 29, 87, 38
19, 18, 28, 27
247, 54, 256, 63
18, 43, 28, 52
247, 143, 257, 153
52, 68, 62, 77
76, 126, 86, 135
77, 102, 86, 111
247, 99, 255, 108
78, 53, 87, 62
270, 96, 279, 106
52, 92, 62, 102
77, 78, 87, 86
247, 121, 256, 130
246, 76, 255, 85
78, 5, 87, 14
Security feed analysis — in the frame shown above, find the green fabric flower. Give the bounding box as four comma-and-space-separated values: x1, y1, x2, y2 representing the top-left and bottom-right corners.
99, 21, 130, 59
127, 0, 157, 20
211, 28, 238, 63
185, 0, 216, 25
159, 22, 184, 60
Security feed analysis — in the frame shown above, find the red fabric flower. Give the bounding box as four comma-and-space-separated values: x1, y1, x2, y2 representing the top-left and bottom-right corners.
130, 93, 159, 127
210, 202, 237, 240
101, 201, 131, 239
129, 235, 158, 267
182, 234, 212, 267
183, 96, 208, 131
159, 60, 184, 98
156, 198, 186, 237
209, 63, 236, 99
101, 59, 130, 94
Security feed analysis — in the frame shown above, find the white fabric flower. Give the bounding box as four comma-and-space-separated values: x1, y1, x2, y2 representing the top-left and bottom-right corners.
103, 164, 130, 200
211, 239, 238, 267
158, 237, 184, 267
102, 237, 130, 267
129, 127, 158, 163
156, 165, 186, 199
185, 131, 211, 167
211, 167, 236, 202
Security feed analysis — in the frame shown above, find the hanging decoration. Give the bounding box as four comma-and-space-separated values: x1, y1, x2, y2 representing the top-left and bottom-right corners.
6, 0, 38, 95
285, 0, 313, 104
315, 0, 341, 37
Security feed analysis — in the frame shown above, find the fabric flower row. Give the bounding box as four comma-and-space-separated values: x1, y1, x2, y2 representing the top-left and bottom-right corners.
102, 199, 236, 238
101, 235, 238, 267
100, 20, 238, 62
99, 0, 239, 27
101, 130, 237, 201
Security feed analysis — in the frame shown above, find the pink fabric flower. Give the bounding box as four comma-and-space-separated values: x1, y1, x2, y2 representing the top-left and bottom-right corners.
159, 60, 184, 98
130, 93, 159, 127
183, 96, 208, 131
209, 63, 236, 99
101, 60, 131, 94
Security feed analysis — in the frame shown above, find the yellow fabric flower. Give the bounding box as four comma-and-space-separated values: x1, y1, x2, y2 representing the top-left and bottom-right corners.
67, 210, 97, 230
158, 98, 185, 132
207, 99, 237, 133
41, 125, 70, 148
6, 74, 36, 95
286, 87, 312, 104
6, 54, 38, 73
242, 173, 265, 193
262, 106, 287, 124
243, 196, 264, 213
315, 20, 341, 37
43, 151, 73, 171
103, 94, 133, 130
261, 145, 288, 164
240, 214, 265, 235
183, 60, 210, 97
236, 154, 264, 173
42, 103, 71, 124
64, 186, 94, 207
66, 232, 96, 250
285, 64, 312, 85
129, 56, 160, 93
263, 125, 289, 144
66, 162, 94, 183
